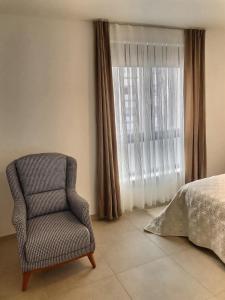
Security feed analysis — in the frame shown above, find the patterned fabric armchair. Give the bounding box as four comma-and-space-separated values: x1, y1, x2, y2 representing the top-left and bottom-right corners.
6, 153, 96, 291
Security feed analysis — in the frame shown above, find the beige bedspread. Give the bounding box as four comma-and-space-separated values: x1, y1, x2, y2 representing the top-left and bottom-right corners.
145, 175, 225, 263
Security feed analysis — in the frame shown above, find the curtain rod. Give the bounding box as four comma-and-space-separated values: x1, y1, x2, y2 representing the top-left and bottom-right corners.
96, 19, 205, 31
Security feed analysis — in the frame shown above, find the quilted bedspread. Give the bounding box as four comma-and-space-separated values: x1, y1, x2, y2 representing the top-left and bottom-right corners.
144, 174, 225, 263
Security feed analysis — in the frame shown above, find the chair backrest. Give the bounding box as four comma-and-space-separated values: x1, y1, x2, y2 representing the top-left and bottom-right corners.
13, 153, 76, 219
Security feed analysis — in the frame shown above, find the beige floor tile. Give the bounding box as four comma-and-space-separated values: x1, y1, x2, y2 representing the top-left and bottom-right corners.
0, 269, 24, 298
215, 291, 225, 300
118, 256, 212, 300
35, 249, 113, 296
171, 246, 225, 294
145, 233, 192, 255
0, 238, 24, 298
2, 210, 225, 300
0, 237, 20, 272
93, 216, 137, 246
98, 230, 165, 274
4, 289, 49, 300
126, 209, 153, 230
208, 291, 225, 300
45, 276, 131, 300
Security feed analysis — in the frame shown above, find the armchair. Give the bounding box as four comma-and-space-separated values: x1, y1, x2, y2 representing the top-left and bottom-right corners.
6, 153, 96, 291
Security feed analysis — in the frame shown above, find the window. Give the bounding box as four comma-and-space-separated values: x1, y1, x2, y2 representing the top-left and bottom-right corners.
110, 24, 184, 209
113, 65, 183, 180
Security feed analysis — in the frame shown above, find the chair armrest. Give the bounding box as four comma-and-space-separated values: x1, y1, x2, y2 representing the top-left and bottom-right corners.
6, 163, 27, 252
67, 190, 95, 243
11, 202, 27, 270
12, 202, 27, 242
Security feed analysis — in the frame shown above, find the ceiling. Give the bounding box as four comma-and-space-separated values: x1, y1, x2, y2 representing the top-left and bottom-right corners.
0, 0, 224, 29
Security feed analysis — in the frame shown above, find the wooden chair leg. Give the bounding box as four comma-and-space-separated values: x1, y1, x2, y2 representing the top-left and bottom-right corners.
87, 253, 96, 268
22, 271, 32, 291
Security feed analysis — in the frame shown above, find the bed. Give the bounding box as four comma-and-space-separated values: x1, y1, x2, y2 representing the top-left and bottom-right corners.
144, 174, 225, 263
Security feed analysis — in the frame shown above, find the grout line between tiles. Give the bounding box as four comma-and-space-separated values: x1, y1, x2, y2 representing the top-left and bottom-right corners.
96, 244, 133, 299
142, 233, 192, 256
169, 254, 215, 298
110, 254, 169, 276
114, 211, 216, 298
114, 273, 133, 300
44, 273, 115, 299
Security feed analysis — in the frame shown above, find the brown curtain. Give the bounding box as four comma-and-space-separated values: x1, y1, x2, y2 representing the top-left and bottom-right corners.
184, 29, 207, 183
95, 20, 122, 220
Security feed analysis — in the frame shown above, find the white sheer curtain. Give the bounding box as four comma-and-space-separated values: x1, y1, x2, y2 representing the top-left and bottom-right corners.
110, 24, 185, 212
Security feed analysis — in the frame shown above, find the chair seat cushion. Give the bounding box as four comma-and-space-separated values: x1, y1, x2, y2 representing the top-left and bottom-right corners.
25, 211, 90, 263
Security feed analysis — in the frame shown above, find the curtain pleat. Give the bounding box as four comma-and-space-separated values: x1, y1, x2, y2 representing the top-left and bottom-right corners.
184, 29, 206, 183
95, 20, 122, 220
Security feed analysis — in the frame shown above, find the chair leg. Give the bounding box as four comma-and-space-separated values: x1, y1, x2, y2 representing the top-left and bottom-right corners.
22, 271, 32, 291
87, 253, 96, 268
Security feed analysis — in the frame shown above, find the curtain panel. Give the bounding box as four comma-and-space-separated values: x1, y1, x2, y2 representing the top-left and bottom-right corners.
110, 24, 185, 211
184, 29, 206, 183
95, 20, 122, 220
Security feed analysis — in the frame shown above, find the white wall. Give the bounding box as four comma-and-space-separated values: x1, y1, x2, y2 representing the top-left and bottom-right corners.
205, 29, 225, 176
0, 15, 96, 237
1, 14, 225, 237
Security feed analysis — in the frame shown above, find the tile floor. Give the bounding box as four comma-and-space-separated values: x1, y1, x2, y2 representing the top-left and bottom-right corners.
1, 209, 225, 300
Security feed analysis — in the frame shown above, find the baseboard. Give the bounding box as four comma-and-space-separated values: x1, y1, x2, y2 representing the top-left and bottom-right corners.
91, 214, 98, 221
0, 233, 16, 242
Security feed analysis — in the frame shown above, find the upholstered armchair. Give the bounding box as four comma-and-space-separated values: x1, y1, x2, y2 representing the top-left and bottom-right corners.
6, 153, 96, 291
